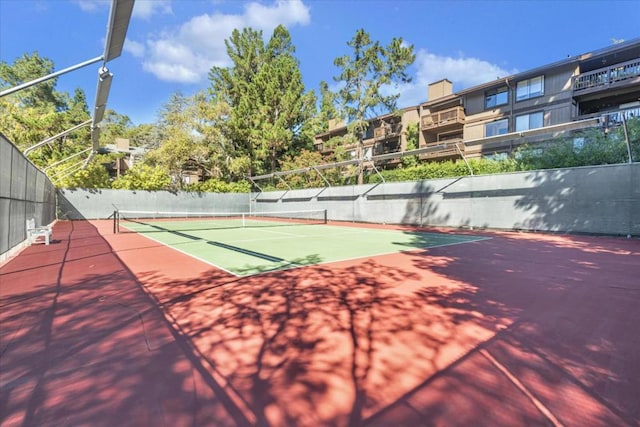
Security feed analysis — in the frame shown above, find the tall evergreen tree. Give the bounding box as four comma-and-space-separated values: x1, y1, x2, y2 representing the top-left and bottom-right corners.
319, 80, 339, 127
0, 52, 64, 110
209, 25, 314, 176
333, 29, 415, 183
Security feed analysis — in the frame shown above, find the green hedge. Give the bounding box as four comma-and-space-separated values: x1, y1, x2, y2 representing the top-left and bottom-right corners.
186, 179, 251, 193
368, 158, 519, 183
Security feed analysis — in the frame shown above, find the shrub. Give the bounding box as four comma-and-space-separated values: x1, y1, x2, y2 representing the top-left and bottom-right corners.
187, 178, 251, 193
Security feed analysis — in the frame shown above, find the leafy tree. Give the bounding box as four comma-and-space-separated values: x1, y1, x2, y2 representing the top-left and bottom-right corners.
514, 119, 639, 170
319, 81, 340, 127
325, 134, 356, 162
143, 91, 237, 188
125, 123, 157, 148
68, 88, 90, 122
99, 109, 133, 146
111, 163, 171, 190
401, 122, 419, 168
333, 29, 415, 183
54, 155, 112, 189
189, 92, 246, 181
0, 52, 64, 109
209, 25, 315, 177
143, 92, 198, 188
0, 52, 92, 170
209, 27, 264, 176
186, 179, 251, 193
298, 81, 339, 148
275, 149, 346, 189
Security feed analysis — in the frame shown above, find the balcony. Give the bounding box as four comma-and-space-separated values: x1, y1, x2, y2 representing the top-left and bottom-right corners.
373, 140, 401, 156
374, 123, 401, 140
421, 106, 465, 131
419, 139, 464, 159
573, 58, 640, 94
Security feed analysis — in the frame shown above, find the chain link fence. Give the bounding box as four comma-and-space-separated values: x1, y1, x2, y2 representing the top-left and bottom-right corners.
1, 133, 56, 261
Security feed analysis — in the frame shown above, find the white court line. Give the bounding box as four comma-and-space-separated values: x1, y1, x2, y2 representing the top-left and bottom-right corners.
120, 225, 239, 277
123, 223, 491, 278
226, 228, 490, 245
325, 227, 485, 239
247, 236, 493, 277
227, 235, 304, 244
480, 349, 564, 427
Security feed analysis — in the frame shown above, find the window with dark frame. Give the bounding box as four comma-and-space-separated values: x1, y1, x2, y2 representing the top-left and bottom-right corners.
485, 118, 509, 137
485, 86, 509, 108
516, 75, 544, 101
515, 111, 544, 132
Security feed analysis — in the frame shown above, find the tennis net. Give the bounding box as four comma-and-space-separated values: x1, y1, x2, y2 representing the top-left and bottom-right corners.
113, 209, 327, 233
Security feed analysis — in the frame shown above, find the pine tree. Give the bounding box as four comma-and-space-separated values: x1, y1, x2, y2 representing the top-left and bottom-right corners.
209, 25, 314, 177
333, 29, 415, 184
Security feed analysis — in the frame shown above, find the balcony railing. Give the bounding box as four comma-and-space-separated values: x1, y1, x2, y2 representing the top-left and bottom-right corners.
374, 123, 402, 139
373, 140, 401, 156
421, 106, 465, 130
573, 58, 640, 92
598, 106, 640, 128
420, 139, 464, 159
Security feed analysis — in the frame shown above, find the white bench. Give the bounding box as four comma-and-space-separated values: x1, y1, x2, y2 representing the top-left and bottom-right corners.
26, 218, 52, 245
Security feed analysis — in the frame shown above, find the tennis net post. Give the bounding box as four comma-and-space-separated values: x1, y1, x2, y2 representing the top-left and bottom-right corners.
113, 209, 119, 234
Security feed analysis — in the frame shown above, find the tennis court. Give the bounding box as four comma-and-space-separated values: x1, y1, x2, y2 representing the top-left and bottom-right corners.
2, 217, 639, 427
116, 210, 487, 276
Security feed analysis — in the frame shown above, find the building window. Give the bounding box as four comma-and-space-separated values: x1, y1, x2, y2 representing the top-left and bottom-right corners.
485, 86, 509, 108
515, 111, 544, 132
364, 124, 374, 139
516, 75, 544, 101
485, 118, 509, 137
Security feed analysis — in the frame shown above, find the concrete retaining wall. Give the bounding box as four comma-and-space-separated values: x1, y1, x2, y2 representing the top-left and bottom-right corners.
57, 163, 639, 237
251, 163, 639, 236
57, 188, 251, 220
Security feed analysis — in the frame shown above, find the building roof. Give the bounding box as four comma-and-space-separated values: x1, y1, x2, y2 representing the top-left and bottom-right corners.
455, 37, 640, 96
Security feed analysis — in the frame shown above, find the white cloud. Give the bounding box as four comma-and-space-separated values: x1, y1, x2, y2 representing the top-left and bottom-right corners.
142, 38, 216, 83
124, 38, 145, 58
132, 0, 173, 20
245, 0, 311, 27
74, 0, 170, 18
72, 0, 109, 13
415, 49, 517, 88
134, 0, 311, 84
397, 49, 518, 106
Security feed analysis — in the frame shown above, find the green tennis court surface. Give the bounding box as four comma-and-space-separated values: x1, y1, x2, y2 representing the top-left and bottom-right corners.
121, 219, 487, 276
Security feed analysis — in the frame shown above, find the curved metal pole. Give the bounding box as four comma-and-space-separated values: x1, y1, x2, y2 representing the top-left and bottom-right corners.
48, 159, 85, 178
24, 120, 92, 156
456, 143, 474, 176
621, 114, 633, 163
0, 56, 103, 98
43, 147, 92, 171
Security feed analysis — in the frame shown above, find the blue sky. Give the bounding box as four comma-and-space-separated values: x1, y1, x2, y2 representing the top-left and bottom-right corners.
1, 0, 639, 126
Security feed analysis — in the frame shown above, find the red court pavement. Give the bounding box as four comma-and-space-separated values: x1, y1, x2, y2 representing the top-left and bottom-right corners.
1, 219, 639, 427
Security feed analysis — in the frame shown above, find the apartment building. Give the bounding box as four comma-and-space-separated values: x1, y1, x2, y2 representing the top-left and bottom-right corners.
98, 137, 145, 179
315, 38, 640, 164
314, 106, 420, 166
